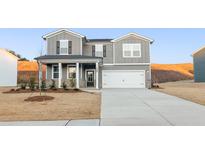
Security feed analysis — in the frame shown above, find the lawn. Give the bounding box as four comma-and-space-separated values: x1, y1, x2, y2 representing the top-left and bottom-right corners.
154, 80, 205, 105
0, 88, 101, 121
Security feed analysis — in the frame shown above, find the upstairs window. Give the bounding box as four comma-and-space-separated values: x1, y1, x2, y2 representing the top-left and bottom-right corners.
123, 43, 141, 58
95, 44, 103, 57
60, 40, 68, 55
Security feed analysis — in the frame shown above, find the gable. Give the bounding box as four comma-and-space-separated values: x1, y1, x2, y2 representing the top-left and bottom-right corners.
42, 29, 85, 40
111, 33, 154, 43
0, 48, 19, 60
113, 35, 149, 44
192, 46, 205, 57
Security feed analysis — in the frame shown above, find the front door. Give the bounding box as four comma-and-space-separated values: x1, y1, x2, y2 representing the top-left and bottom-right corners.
86, 70, 94, 87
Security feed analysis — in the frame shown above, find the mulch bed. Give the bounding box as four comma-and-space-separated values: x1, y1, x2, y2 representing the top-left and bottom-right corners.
3, 88, 83, 94
24, 96, 54, 102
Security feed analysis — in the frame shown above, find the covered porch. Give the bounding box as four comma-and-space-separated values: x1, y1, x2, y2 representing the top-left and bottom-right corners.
36, 55, 102, 89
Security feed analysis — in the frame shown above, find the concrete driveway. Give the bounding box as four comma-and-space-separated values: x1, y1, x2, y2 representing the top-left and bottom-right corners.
101, 89, 205, 126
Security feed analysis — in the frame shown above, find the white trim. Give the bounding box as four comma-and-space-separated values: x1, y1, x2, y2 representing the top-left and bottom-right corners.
111, 33, 154, 43
103, 63, 150, 66
80, 38, 83, 55
59, 40, 69, 55
45, 40, 47, 55
96, 62, 99, 89
76, 63, 79, 88
52, 64, 59, 79
43, 29, 84, 39
67, 64, 76, 79
122, 43, 141, 58
113, 43, 115, 63
58, 63, 62, 88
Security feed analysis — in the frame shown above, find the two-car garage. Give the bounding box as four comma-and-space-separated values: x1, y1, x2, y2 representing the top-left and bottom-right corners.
102, 70, 146, 88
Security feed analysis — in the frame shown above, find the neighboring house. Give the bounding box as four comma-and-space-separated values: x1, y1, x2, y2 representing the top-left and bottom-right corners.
18, 61, 46, 83
35, 29, 153, 89
0, 48, 19, 86
192, 46, 205, 82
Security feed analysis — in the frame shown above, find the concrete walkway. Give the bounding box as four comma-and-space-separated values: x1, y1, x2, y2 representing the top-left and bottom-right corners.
0, 119, 100, 126
101, 89, 205, 126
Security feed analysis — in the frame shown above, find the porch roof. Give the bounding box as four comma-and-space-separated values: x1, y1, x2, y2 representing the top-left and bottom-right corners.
35, 55, 102, 64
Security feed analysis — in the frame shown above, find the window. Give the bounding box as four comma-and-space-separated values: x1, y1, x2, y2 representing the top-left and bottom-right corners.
123, 43, 141, 58
95, 44, 103, 57
52, 65, 59, 79
67, 65, 76, 79
60, 40, 68, 55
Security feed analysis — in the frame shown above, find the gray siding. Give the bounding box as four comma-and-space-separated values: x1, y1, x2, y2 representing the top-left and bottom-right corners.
114, 36, 150, 63
46, 64, 52, 79
47, 32, 82, 55
102, 65, 151, 88
83, 42, 113, 64
193, 51, 205, 82
46, 33, 150, 65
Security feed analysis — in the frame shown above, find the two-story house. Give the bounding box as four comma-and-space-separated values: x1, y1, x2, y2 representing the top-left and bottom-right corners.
35, 29, 153, 89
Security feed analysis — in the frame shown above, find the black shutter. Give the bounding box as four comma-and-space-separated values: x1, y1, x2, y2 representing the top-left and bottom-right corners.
92, 45, 95, 56
69, 41, 72, 54
103, 45, 106, 57
56, 41, 60, 54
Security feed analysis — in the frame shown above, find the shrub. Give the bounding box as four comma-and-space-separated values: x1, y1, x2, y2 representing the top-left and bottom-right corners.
20, 80, 27, 90
62, 81, 67, 90
49, 79, 57, 90
28, 77, 35, 91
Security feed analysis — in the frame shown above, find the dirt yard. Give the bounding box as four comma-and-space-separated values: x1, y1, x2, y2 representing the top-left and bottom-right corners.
0, 88, 101, 121
154, 80, 205, 105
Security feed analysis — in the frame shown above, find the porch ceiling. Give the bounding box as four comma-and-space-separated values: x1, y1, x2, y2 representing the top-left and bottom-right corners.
35, 55, 102, 64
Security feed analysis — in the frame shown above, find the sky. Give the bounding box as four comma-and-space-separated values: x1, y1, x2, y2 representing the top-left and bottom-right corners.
0, 28, 205, 64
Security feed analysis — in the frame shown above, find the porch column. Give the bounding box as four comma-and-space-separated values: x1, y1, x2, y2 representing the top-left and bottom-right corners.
38, 61, 42, 89
58, 63, 62, 88
76, 62, 79, 88
96, 62, 99, 89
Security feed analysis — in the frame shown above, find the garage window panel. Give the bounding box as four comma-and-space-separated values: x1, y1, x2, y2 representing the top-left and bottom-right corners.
123, 43, 141, 58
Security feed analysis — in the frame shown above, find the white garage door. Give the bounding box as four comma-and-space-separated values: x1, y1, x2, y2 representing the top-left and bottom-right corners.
102, 70, 145, 88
